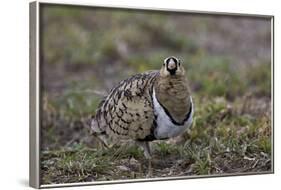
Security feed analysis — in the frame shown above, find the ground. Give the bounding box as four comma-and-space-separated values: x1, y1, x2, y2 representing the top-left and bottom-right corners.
41, 96, 271, 184
40, 5, 272, 184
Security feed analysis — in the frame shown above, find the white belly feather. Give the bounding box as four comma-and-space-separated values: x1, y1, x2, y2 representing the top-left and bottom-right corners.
152, 88, 193, 139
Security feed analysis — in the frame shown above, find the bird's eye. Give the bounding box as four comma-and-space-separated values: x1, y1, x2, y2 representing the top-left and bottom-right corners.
163, 63, 165, 66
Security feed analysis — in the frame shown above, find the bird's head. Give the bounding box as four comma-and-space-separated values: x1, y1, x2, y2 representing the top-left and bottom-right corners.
160, 56, 185, 77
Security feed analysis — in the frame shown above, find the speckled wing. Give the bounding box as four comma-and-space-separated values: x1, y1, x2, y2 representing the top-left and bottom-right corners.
92, 71, 159, 140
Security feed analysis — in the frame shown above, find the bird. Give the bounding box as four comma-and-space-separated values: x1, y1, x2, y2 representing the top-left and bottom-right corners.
90, 56, 194, 176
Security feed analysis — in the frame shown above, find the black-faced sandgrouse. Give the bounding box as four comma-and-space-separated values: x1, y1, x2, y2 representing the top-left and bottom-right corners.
91, 56, 194, 175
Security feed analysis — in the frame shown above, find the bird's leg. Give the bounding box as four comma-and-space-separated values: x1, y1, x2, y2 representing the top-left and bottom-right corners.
147, 158, 152, 178
136, 141, 153, 177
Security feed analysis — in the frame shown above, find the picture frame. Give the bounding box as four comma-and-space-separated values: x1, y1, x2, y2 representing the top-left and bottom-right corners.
30, 1, 274, 188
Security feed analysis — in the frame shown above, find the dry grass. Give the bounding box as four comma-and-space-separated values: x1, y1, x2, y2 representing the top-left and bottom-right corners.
40, 5, 272, 185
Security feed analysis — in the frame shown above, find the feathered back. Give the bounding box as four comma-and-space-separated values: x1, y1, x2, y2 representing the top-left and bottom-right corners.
92, 71, 159, 140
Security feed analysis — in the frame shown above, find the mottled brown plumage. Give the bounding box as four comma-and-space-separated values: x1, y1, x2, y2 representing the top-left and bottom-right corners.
91, 56, 193, 170
92, 71, 159, 141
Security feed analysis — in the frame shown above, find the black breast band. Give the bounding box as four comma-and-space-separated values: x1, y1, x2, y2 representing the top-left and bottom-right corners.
157, 97, 193, 126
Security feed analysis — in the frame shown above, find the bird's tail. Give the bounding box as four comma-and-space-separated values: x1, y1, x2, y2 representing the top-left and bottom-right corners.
90, 116, 101, 133
90, 116, 111, 148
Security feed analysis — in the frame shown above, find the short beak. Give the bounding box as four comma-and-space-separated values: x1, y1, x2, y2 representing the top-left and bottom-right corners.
167, 61, 176, 70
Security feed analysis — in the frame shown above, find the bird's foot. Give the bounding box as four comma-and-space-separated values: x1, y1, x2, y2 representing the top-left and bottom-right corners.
146, 159, 153, 178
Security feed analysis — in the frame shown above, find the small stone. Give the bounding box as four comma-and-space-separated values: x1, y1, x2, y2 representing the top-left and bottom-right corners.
116, 165, 130, 171
129, 158, 139, 165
